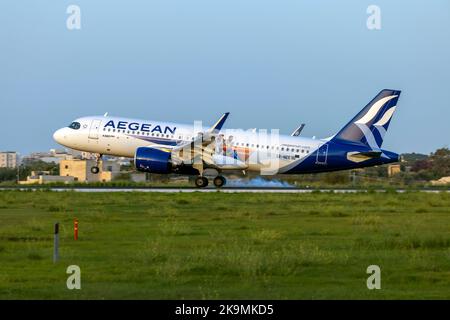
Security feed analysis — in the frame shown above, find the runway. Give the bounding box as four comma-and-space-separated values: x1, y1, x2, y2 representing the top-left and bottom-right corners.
0, 187, 448, 193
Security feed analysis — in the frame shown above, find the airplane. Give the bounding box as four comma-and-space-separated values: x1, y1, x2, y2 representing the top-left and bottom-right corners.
53, 89, 402, 188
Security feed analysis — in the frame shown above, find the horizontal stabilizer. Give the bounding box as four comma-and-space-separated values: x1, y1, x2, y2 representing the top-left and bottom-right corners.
357, 151, 382, 158
346, 150, 382, 163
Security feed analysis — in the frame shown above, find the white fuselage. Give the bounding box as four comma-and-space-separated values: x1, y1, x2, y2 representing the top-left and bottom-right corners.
53, 116, 324, 173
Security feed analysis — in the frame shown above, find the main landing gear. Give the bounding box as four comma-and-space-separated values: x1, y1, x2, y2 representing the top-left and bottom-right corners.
194, 175, 226, 188
90, 153, 102, 174
195, 176, 209, 188
213, 176, 226, 188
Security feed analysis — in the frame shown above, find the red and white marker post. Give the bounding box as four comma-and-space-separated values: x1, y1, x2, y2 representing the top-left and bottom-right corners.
74, 218, 79, 240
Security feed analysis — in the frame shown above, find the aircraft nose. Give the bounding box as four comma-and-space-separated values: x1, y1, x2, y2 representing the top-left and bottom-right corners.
53, 128, 66, 144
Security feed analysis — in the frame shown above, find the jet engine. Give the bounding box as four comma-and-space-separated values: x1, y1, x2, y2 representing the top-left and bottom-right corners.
134, 147, 199, 175
135, 147, 172, 174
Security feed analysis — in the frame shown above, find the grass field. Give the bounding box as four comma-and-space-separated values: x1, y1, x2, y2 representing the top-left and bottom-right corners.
0, 190, 449, 299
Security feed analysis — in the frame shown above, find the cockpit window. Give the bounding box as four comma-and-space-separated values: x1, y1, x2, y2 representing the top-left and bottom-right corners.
68, 122, 81, 130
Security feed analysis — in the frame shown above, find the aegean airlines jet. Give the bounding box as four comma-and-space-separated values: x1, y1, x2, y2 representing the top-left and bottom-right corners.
53, 89, 401, 188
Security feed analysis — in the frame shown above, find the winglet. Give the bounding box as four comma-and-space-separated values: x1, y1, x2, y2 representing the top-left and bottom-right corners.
209, 112, 230, 133
291, 124, 305, 137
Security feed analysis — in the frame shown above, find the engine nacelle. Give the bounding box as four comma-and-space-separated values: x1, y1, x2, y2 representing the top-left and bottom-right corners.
135, 147, 172, 174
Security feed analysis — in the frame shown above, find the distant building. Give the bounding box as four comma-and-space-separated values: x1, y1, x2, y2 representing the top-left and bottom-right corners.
60, 159, 120, 182
116, 157, 132, 166
23, 149, 74, 164
0, 151, 18, 168
19, 171, 74, 185
387, 164, 401, 177
431, 176, 450, 186
131, 173, 147, 183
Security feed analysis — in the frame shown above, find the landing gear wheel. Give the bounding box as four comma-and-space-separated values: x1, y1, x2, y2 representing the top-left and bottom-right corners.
213, 176, 226, 188
91, 166, 100, 174
91, 153, 103, 174
195, 176, 209, 188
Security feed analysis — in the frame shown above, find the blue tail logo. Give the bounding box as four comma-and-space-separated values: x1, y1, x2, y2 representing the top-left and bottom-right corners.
333, 89, 401, 149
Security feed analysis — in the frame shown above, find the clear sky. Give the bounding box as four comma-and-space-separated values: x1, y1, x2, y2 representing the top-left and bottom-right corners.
1, 0, 449, 155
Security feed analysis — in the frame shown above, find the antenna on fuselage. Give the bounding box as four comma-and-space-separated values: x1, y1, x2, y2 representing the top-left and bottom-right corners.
103, 112, 108, 117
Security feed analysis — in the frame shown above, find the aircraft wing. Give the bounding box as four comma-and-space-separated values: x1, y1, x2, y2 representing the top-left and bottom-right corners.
170, 112, 247, 171
171, 112, 229, 152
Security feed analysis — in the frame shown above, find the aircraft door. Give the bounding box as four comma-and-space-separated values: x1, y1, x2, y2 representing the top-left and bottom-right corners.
88, 119, 102, 139
316, 143, 328, 165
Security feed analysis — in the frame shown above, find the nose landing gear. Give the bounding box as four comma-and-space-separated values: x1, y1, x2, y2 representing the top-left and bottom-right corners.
90, 153, 103, 174
90, 166, 100, 174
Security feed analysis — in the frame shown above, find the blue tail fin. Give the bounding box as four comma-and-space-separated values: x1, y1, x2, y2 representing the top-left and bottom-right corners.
333, 89, 401, 149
